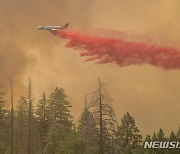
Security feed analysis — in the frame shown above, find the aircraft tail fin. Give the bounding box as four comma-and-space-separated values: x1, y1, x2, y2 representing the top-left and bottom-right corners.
63, 22, 70, 28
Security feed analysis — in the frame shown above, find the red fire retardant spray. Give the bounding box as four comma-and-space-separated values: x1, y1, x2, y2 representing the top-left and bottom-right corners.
50, 29, 180, 70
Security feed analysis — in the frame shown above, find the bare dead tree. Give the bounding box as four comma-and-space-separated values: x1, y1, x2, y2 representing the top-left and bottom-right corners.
27, 77, 33, 154
89, 79, 118, 154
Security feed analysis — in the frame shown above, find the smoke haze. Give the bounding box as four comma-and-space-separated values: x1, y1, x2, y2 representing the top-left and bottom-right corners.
1, 0, 180, 136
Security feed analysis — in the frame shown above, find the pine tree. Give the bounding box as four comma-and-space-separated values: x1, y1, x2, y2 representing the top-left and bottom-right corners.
36, 92, 49, 154
151, 132, 157, 141
176, 127, 180, 140
156, 128, 166, 154
151, 132, 158, 154
168, 131, 177, 154
47, 87, 73, 127
4, 111, 12, 154
77, 96, 99, 153
10, 80, 14, 154
0, 86, 7, 153
143, 135, 152, 154
15, 95, 41, 154
157, 128, 165, 141
15, 96, 29, 154
144, 134, 151, 143
45, 87, 74, 154
26, 78, 41, 154
116, 112, 142, 153
169, 131, 176, 141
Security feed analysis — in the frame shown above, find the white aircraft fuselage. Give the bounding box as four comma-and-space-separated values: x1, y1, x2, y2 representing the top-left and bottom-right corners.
36, 23, 69, 31
36, 26, 62, 30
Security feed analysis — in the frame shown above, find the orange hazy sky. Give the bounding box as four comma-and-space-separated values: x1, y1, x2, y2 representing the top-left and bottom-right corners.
1, 0, 180, 137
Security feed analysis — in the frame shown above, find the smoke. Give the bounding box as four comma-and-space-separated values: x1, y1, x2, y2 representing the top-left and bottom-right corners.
1, 0, 180, 135
0, 0, 93, 95
51, 29, 180, 70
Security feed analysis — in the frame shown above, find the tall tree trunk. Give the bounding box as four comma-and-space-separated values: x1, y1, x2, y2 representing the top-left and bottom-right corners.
52, 97, 56, 154
126, 120, 129, 149
10, 80, 14, 154
15, 130, 17, 154
52, 124, 55, 154
42, 94, 46, 154
28, 77, 32, 154
99, 80, 104, 154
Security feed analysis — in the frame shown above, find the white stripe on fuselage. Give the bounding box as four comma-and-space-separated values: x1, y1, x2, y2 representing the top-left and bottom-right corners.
36, 26, 62, 30
43, 26, 61, 29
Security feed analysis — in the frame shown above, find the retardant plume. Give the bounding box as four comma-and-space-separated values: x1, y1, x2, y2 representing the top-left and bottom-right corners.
50, 29, 180, 70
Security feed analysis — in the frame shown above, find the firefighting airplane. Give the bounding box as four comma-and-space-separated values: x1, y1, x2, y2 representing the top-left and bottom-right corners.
36, 22, 70, 31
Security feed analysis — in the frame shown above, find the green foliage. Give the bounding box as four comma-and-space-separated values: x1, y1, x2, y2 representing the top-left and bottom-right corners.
169, 131, 176, 141
125, 144, 144, 154
0, 86, 6, 121
156, 128, 166, 154
44, 87, 75, 153
36, 92, 49, 153
152, 132, 157, 141
143, 135, 152, 154
143, 129, 180, 154
47, 87, 73, 128
77, 103, 99, 153
116, 112, 142, 153
45, 124, 78, 154
176, 127, 180, 140
2, 81, 180, 154
0, 86, 8, 153
15, 96, 41, 154
144, 134, 151, 143
168, 131, 178, 154
157, 128, 165, 141
15, 96, 29, 154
